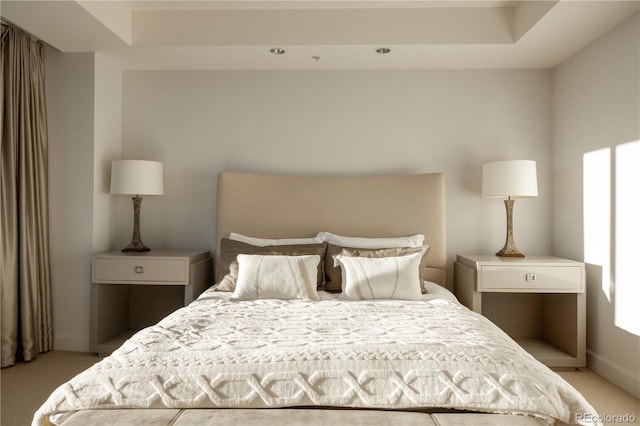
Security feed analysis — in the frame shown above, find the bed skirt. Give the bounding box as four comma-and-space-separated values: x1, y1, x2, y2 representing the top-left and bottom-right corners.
53, 408, 553, 426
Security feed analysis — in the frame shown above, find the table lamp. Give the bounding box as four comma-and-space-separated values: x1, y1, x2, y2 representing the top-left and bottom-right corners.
110, 160, 164, 252
481, 160, 538, 257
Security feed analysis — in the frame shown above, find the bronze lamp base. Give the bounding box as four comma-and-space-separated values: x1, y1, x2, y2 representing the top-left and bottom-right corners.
122, 196, 150, 252
496, 198, 525, 258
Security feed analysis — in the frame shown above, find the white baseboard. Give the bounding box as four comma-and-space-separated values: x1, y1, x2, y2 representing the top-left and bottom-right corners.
53, 334, 90, 352
587, 349, 640, 398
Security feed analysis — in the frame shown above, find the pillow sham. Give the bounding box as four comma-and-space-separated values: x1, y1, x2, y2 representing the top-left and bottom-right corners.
231, 254, 320, 301
317, 231, 424, 249
216, 239, 327, 292
336, 250, 424, 300
323, 244, 430, 293
229, 232, 323, 247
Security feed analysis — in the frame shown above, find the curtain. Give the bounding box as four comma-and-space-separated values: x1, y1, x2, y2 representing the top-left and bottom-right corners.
1, 24, 53, 368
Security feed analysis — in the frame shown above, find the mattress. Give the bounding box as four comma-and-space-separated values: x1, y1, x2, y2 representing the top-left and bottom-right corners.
33, 284, 599, 426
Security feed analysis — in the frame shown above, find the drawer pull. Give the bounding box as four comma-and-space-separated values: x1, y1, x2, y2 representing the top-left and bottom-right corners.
525, 273, 536, 282
134, 266, 144, 274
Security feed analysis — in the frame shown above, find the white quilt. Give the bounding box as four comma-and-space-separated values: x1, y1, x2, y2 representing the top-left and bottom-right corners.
33, 286, 599, 426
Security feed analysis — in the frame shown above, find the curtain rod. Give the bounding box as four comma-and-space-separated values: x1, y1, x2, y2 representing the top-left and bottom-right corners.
1, 18, 42, 43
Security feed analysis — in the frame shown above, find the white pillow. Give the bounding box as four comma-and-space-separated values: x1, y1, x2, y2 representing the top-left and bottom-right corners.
230, 232, 323, 247
336, 251, 424, 300
231, 254, 320, 301
317, 231, 424, 249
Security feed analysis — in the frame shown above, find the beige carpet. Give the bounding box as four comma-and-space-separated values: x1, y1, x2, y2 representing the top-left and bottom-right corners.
556, 369, 639, 424
1, 351, 638, 426
1, 351, 99, 426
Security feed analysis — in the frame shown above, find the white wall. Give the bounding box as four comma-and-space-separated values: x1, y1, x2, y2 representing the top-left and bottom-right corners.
120, 69, 553, 276
46, 49, 122, 351
45, 49, 95, 351
552, 13, 640, 397
93, 53, 122, 253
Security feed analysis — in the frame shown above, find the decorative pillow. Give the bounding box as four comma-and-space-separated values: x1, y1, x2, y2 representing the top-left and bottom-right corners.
323, 244, 430, 293
230, 232, 323, 247
336, 250, 424, 300
317, 232, 424, 249
215, 239, 327, 292
231, 254, 320, 301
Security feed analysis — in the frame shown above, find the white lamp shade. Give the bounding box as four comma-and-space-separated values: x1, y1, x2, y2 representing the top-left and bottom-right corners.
110, 160, 164, 196
481, 160, 538, 198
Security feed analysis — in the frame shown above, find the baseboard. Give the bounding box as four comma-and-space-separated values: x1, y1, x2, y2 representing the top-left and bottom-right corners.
54, 334, 90, 352
587, 349, 640, 398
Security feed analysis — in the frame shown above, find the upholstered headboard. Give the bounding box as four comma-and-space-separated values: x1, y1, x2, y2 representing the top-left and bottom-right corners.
215, 172, 447, 286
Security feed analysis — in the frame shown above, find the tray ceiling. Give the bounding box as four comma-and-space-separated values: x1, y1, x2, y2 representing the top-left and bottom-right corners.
1, 1, 638, 69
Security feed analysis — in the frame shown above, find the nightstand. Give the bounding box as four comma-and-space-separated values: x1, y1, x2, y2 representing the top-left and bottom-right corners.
454, 254, 586, 368
90, 250, 212, 355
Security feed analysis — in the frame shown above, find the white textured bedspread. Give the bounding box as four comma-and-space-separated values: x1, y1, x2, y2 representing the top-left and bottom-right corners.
33, 288, 599, 426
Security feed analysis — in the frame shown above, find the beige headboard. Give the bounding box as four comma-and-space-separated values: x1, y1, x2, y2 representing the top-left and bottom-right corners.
216, 171, 447, 286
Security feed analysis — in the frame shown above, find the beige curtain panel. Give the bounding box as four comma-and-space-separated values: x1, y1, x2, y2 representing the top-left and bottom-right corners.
1, 24, 53, 368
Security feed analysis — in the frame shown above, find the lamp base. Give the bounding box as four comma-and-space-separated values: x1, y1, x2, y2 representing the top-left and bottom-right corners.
496, 198, 525, 258
121, 195, 151, 253
121, 242, 150, 253
495, 246, 525, 257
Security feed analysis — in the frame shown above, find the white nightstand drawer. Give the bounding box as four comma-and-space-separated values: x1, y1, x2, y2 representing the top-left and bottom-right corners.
479, 266, 583, 292
93, 258, 188, 284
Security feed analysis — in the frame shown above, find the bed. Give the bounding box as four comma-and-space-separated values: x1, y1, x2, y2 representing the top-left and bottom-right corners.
33, 172, 600, 426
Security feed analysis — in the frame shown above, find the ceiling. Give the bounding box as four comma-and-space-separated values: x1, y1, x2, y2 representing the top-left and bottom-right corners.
2, 1, 639, 70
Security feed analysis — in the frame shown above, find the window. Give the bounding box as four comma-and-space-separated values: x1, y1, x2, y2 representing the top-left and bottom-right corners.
615, 140, 640, 335
584, 140, 640, 336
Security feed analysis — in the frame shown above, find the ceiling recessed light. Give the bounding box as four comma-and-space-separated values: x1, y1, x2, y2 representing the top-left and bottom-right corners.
270, 48, 285, 55
376, 47, 391, 54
